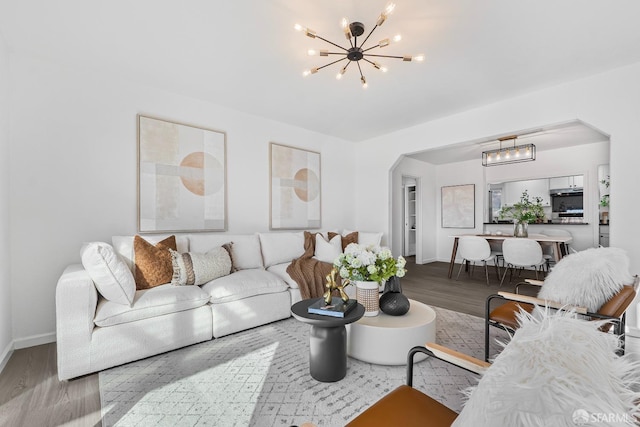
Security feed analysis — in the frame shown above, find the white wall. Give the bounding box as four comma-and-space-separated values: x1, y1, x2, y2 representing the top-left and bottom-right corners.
356, 62, 640, 336
390, 156, 436, 262
8, 54, 357, 346
0, 32, 12, 369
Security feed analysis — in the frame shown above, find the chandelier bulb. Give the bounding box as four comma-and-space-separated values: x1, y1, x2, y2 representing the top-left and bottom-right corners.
307, 49, 317, 56
342, 17, 352, 39
294, 23, 304, 32
336, 73, 343, 80
361, 76, 368, 89
385, 2, 397, 15
381, 66, 388, 73
414, 54, 425, 62
379, 38, 390, 48
505, 150, 511, 159
393, 34, 402, 43
320, 49, 328, 57
515, 148, 521, 157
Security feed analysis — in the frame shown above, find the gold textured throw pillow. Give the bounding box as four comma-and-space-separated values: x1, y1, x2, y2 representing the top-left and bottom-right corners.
133, 235, 177, 290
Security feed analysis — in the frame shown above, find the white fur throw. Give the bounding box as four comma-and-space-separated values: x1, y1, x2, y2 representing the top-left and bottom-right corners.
453, 307, 640, 426
537, 247, 633, 312
169, 247, 232, 286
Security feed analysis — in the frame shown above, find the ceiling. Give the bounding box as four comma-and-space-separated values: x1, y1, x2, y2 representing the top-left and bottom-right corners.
406, 120, 610, 165
1, 1, 639, 142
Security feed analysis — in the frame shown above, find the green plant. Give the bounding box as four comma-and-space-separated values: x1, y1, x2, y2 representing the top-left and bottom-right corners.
499, 190, 545, 224
600, 176, 610, 207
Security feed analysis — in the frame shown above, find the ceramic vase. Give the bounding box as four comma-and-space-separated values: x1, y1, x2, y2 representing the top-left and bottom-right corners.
355, 280, 380, 316
379, 276, 410, 316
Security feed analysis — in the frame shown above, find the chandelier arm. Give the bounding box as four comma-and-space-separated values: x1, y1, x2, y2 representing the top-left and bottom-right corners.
316, 57, 349, 71
362, 45, 383, 53
356, 61, 364, 79
364, 53, 405, 59
362, 58, 380, 68
359, 24, 379, 49
314, 35, 349, 52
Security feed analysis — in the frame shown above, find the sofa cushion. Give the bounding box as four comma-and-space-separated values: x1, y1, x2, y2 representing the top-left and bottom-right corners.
342, 230, 382, 247
258, 232, 305, 268
189, 234, 263, 270
94, 283, 210, 327
80, 242, 135, 306
112, 234, 189, 272
329, 231, 358, 251
170, 247, 232, 286
200, 269, 289, 304
267, 263, 299, 289
314, 233, 342, 263
133, 235, 176, 289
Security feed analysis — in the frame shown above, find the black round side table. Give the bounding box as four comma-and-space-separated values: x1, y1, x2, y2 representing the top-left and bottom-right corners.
291, 298, 365, 382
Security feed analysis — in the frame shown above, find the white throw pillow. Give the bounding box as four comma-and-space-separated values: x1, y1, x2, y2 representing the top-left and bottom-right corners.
537, 247, 633, 312
453, 307, 640, 426
188, 234, 264, 270
169, 247, 232, 286
314, 233, 342, 263
80, 242, 135, 306
343, 229, 383, 247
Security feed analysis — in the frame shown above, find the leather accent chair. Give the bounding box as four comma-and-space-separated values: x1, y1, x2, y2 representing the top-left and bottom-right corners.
485, 277, 638, 361
346, 343, 490, 427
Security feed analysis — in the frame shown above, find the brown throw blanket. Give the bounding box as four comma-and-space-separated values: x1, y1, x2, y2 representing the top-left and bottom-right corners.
286, 231, 358, 299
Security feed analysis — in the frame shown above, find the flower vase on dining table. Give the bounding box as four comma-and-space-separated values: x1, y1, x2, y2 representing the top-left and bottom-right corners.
514, 221, 528, 238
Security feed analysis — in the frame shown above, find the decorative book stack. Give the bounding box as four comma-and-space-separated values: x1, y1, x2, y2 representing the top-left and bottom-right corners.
307, 297, 357, 318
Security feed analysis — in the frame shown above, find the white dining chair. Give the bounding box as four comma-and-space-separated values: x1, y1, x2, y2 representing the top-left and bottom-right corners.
499, 238, 546, 287
456, 236, 500, 286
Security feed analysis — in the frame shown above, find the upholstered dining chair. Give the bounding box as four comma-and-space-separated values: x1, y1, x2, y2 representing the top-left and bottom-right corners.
499, 238, 546, 286
455, 236, 500, 286
485, 278, 638, 361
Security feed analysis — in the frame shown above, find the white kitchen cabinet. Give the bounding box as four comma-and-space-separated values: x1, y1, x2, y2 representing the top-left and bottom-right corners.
503, 179, 550, 206
550, 175, 583, 190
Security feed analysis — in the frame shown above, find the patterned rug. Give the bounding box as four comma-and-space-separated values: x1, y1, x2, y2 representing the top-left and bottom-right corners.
99, 306, 507, 426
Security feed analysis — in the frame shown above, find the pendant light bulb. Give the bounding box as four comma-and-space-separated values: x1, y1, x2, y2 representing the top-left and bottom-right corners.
361, 76, 368, 89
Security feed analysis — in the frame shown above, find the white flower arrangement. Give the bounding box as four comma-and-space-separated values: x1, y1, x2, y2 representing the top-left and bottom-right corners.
333, 243, 407, 283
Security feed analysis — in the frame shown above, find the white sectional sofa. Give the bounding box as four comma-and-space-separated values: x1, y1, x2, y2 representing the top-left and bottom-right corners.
56, 231, 312, 381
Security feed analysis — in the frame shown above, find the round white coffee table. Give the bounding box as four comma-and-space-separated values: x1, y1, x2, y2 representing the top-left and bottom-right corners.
346, 299, 436, 365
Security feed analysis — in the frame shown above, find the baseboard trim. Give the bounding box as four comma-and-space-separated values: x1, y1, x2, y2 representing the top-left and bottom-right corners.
418, 257, 437, 264
0, 340, 14, 374
13, 332, 56, 350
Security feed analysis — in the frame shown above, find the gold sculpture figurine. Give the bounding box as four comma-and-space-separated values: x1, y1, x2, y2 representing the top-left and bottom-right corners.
323, 267, 350, 305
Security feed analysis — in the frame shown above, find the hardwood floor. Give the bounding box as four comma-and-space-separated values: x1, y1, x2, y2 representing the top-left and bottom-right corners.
0, 258, 636, 426
400, 257, 539, 318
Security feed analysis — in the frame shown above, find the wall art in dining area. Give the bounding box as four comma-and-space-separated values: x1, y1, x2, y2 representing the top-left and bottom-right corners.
270, 143, 321, 229
138, 115, 227, 232
441, 184, 475, 228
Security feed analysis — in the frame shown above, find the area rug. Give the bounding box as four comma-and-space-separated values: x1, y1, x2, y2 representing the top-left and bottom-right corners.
99, 306, 507, 426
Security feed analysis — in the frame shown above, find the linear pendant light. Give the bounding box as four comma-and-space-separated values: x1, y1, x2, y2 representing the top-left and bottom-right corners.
482, 135, 536, 167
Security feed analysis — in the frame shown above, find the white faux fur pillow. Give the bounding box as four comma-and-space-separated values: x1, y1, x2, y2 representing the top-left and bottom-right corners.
453, 307, 640, 426
537, 247, 633, 312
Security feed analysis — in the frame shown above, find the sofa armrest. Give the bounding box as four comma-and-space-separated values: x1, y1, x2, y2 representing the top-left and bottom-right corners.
55, 264, 98, 380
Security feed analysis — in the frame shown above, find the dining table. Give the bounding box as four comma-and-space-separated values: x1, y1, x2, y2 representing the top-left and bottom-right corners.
447, 233, 573, 279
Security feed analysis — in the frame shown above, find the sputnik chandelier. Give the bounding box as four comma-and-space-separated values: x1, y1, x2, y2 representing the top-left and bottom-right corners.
482, 135, 536, 167
295, 2, 424, 88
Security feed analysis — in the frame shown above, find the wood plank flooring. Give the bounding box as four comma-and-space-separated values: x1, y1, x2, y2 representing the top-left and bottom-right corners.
0, 258, 624, 426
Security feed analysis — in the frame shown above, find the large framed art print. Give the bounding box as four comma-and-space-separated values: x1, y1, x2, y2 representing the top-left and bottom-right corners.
270, 142, 321, 230
441, 184, 475, 228
137, 115, 227, 233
